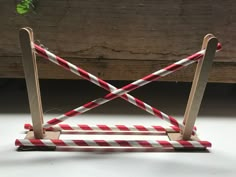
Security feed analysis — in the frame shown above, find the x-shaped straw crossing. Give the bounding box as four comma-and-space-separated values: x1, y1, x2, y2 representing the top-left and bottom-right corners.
34, 43, 221, 133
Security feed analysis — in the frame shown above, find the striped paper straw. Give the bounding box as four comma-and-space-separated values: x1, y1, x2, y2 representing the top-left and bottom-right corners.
34, 44, 186, 131
15, 139, 211, 148
42, 43, 222, 131
24, 123, 180, 134
55, 147, 175, 153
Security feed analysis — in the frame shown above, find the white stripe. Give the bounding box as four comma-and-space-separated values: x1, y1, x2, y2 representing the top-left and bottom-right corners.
182, 60, 195, 67
107, 84, 116, 92
60, 116, 71, 122
76, 106, 90, 113
93, 98, 108, 104
159, 70, 172, 77
43, 140, 55, 146
188, 141, 204, 148
63, 140, 78, 146
67, 62, 81, 77
147, 140, 162, 148
144, 104, 155, 115
84, 140, 99, 146
107, 141, 121, 147
21, 140, 34, 146
170, 142, 184, 148
88, 73, 101, 87
135, 80, 150, 87
128, 141, 142, 147
46, 50, 59, 65
160, 112, 169, 122
127, 95, 137, 106
175, 58, 189, 65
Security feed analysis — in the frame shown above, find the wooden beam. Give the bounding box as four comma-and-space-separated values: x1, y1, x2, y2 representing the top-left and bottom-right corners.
182, 36, 218, 140
19, 28, 44, 139
1, 1, 236, 82
0, 56, 235, 82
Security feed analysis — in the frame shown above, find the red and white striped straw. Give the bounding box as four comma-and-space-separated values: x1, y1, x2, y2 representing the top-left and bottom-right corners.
42, 43, 222, 131
24, 123, 180, 134
34, 44, 186, 132
15, 139, 211, 149
55, 147, 175, 153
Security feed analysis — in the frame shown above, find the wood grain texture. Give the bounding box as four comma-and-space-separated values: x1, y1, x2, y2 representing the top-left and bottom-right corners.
182, 37, 217, 139
1, 0, 236, 82
19, 28, 44, 138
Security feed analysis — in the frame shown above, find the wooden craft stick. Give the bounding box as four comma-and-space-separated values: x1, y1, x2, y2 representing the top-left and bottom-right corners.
183, 34, 214, 125
19, 28, 44, 138
182, 36, 218, 140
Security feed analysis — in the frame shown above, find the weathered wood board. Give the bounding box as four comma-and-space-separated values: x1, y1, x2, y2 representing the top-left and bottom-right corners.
0, 0, 235, 82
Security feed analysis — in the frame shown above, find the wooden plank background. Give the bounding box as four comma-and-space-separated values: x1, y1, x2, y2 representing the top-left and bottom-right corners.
1, 0, 236, 82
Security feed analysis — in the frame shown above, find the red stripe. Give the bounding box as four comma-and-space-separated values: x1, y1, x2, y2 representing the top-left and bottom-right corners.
47, 118, 62, 125
121, 94, 128, 100
134, 125, 148, 131
170, 126, 180, 131
79, 70, 90, 80
138, 140, 152, 147
79, 124, 93, 130
57, 57, 70, 69
142, 74, 161, 81
65, 110, 78, 117
98, 79, 110, 91
115, 140, 131, 147
135, 99, 146, 109
30, 139, 45, 146
34, 44, 48, 59
152, 126, 166, 131
94, 140, 110, 146
177, 141, 194, 148
24, 124, 32, 130
188, 53, 203, 61
158, 140, 173, 147
73, 140, 89, 146
104, 93, 117, 100
116, 125, 129, 131
199, 141, 212, 147
153, 109, 163, 118
46, 127, 54, 131
15, 139, 23, 146
97, 125, 111, 131
59, 124, 73, 130
164, 64, 182, 71
217, 43, 222, 50
83, 101, 99, 108
122, 84, 139, 91
169, 116, 179, 127
52, 139, 67, 146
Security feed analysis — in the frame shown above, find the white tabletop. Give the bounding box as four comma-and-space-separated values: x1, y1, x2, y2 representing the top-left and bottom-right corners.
0, 80, 235, 177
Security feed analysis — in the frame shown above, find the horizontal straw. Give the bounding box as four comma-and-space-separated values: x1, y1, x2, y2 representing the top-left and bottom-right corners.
34, 44, 188, 131
55, 147, 175, 153
15, 139, 211, 148
42, 43, 222, 131
24, 123, 180, 135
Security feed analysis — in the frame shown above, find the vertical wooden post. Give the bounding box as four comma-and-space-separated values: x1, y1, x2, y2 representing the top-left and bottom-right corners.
182, 35, 218, 140
183, 34, 213, 125
19, 28, 44, 139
